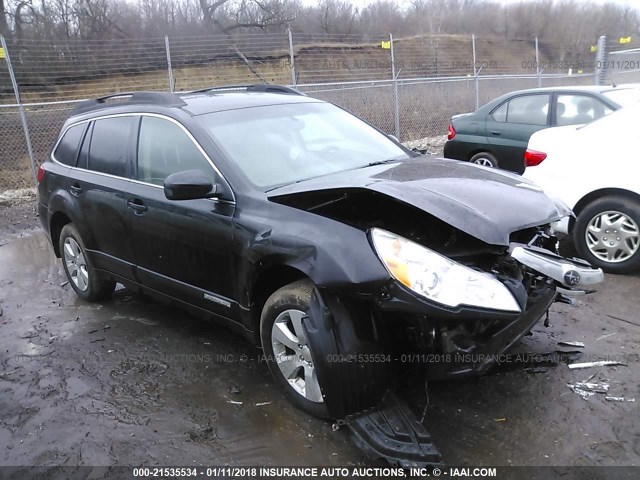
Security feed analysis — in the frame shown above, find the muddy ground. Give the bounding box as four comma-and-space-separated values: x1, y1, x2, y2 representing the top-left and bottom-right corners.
0, 198, 639, 471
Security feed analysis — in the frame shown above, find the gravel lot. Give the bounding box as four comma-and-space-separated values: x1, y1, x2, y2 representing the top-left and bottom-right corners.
1, 197, 639, 470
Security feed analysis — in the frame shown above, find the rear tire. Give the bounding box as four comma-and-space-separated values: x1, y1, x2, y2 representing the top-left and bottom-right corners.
470, 152, 499, 168
260, 279, 330, 419
59, 223, 116, 301
573, 196, 640, 274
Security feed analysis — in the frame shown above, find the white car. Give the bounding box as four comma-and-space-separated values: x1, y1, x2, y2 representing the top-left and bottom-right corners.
523, 103, 640, 273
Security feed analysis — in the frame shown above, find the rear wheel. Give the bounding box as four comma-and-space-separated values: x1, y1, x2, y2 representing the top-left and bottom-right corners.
574, 196, 640, 274
59, 223, 116, 301
470, 152, 499, 168
260, 279, 330, 419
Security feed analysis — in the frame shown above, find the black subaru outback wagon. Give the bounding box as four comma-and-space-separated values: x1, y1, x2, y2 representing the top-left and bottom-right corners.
38, 84, 603, 421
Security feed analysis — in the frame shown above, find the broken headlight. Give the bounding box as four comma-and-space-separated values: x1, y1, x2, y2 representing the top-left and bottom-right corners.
370, 228, 521, 312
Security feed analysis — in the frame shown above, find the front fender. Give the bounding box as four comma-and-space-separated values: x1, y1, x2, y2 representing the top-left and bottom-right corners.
302, 287, 391, 419
243, 217, 391, 295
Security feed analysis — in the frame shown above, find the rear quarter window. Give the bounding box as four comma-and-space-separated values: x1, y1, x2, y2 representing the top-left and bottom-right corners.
53, 124, 85, 166
491, 102, 508, 122
88, 117, 135, 177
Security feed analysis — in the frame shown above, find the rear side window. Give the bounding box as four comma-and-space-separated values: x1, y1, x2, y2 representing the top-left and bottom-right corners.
491, 94, 550, 126
54, 124, 85, 166
505, 95, 550, 126
88, 117, 135, 177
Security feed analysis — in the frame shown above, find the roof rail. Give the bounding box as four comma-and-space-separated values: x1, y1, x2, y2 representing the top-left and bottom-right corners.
72, 91, 187, 115
188, 84, 306, 96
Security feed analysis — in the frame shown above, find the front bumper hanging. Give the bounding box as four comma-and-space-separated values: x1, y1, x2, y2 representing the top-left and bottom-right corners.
510, 245, 604, 290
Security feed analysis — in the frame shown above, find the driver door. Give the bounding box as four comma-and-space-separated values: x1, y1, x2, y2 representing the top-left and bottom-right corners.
125, 114, 236, 318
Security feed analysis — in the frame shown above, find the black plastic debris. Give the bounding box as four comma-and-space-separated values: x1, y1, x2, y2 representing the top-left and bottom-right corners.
346, 392, 443, 468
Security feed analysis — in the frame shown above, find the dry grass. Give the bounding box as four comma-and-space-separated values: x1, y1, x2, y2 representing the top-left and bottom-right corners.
9, 34, 559, 103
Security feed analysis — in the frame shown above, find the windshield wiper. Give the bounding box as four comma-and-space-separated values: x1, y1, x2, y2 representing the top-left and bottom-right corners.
265, 156, 407, 192
359, 157, 404, 168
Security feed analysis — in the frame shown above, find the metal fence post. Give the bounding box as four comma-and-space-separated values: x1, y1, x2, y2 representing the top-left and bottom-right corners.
389, 33, 400, 140
165, 35, 174, 92
288, 29, 296, 86
472, 34, 479, 110
535, 37, 542, 87
594, 35, 608, 85
1, 35, 38, 189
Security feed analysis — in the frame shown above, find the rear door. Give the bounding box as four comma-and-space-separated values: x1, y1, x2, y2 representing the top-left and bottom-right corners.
485, 93, 551, 173
125, 114, 237, 319
71, 115, 138, 281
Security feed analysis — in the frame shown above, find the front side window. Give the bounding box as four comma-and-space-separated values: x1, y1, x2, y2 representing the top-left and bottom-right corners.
136, 116, 214, 186
88, 117, 135, 177
556, 94, 613, 126
200, 102, 410, 189
54, 124, 85, 166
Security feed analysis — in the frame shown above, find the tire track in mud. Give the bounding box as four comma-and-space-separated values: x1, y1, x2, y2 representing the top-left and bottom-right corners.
1, 213, 639, 467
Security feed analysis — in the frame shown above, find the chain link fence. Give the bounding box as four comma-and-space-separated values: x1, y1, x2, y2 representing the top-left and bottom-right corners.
1, 31, 606, 191
605, 39, 640, 85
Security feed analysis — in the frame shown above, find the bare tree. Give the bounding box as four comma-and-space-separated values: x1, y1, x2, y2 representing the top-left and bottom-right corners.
317, 0, 358, 35
198, 0, 296, 34
1, 0, 639, 66
1, 0, 9, 35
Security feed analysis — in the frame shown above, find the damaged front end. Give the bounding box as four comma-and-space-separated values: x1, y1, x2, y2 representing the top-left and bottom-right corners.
299, 223, 603, 467
268, 161, 603, 463
303, 222, 603, 416
375, 227, 603, 381
272, 185, 604, 417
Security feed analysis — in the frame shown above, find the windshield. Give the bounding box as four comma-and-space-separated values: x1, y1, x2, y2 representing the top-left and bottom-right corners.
200, 102, 410, 189
602, 88, 640, 107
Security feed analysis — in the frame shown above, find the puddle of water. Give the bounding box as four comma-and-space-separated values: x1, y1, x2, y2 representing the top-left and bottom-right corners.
0, 232, 368, 466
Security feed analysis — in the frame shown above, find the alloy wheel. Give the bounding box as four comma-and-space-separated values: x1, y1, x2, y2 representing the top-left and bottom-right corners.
271, 309, 323, 403
63, 237, 89, 291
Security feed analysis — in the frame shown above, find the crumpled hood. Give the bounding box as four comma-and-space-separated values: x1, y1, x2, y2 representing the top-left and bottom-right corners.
268, 157, 571, 246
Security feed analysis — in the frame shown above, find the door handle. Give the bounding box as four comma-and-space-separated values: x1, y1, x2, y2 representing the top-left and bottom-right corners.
127, 199, 148, 213
490, 130, 501, 136
70, 184, 83, 196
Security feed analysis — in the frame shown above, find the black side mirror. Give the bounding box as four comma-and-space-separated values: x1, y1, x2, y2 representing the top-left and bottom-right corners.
164, 170, 219, 201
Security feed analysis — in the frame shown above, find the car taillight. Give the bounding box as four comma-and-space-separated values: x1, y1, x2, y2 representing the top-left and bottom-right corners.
447, 123, 456, 140
37, 165, 46, 183
524, 149, 547, 167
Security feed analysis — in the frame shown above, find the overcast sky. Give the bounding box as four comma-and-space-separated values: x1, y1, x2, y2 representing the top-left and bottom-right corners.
319, 0, 640, 9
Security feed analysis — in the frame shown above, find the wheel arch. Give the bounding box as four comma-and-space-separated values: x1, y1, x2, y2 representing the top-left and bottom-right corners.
569, 188, 640, 233
49, 211, 73, 257
468, 148, 497, 162
249, 264, 310, 331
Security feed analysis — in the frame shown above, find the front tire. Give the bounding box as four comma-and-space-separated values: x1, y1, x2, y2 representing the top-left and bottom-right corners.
260, 279, 330, 419
59, 223, 116, 301
470, 151, 499, 168
573, 196, 640, 274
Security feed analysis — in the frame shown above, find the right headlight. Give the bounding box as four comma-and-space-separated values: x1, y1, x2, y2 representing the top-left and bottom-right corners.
370, 228, 521, 312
